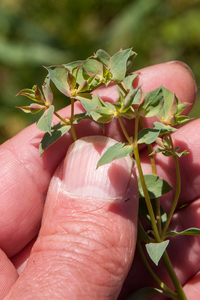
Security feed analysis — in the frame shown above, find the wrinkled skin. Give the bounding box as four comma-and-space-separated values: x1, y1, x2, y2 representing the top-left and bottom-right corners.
0, 61, 199, 299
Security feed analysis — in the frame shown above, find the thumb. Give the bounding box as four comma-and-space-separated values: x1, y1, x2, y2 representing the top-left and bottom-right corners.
6, 136, 139, 300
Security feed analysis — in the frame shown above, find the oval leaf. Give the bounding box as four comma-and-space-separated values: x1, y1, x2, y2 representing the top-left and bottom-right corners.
138, 174, 173, 199
109, 48, 136, 82
96, 142, 133, 169
139, 87, 164, 117
137, 128, 160, 145
39, 123, 71, 155
37, 105, 54, 134
45, 66, 70, 97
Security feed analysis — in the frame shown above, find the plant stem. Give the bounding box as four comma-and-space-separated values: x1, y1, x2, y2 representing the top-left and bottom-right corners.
70, 98, 77, 141
134, 143, 161, 242
54, 111, 70, 125
139, 118, 162, 234
162, 251, 187, 300
118, 116, 133, 145
161, 134, 181, 240
133, 115, 161, 242
137, 242, 178, 299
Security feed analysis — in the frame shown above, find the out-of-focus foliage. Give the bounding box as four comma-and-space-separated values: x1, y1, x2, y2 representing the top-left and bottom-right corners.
0, 0, 200, 143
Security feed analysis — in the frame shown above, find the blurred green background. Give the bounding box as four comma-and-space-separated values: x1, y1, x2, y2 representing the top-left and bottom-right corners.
0, 0, 200, 143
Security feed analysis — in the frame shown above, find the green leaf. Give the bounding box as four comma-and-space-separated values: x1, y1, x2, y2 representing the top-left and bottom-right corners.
67, 71, 76, 90
82, 59, 103, 76
138, 174, 173, 199
45, 65, 70, 97
16, 87, 45, 103
16, 105, 34, 114
36, 105, 54, 134
153, 122, 177, 134
126, 287, 173, 300
39, 122, 71, 155
75, 93, 98, 113
96, 142, 133, 169
137, 128, 160, 145
139, 87, 164, 117
139, 197, 167, 225
109, 48, 136, 82
175, 115, 192, 125
64, 60, 83, 73
166, 227, 200, 238
122, 87, 140, 112
42, 74, 53, 104
76, 80, 89, 93
159, 86, 177, 124
91, 107, 114, 123
123, 73, 138, 91
95, 49, 110, 67
146, 240, 169, 266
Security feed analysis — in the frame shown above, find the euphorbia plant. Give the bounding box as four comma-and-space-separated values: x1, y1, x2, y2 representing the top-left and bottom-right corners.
16, 48, 200, 300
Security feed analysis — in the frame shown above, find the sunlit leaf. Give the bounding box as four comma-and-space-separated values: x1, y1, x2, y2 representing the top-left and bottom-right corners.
109, 48, 136, 82
139, 87, 164, 117
96, 142, 133, 168
138, 174, 173, 199
158, 86, 177, 124
166, 227, 200, 238
36, 105, 54, 134
95, 49, 110, 67
39, 122, 71, 155
82, 59, 103, 76
16, 106, 33, 114
146, 240, 169, 266
64, 60, 83, 74
75, 93, 98, 112
77, 80, 89, 93
175, 115, 191, 125
42, 74, 53, 104
153, 122, 177, 134
122, 87, 140, 112
123, 73, 138, 91
45, 65, 70, 97
67, 71, 76, 90
16, 87, 44, 103
91, 107, 114, 123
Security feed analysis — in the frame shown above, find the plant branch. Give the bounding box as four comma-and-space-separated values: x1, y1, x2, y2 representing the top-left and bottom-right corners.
137, 242, 178, 299
139, 118, 162, 234
161, 134, 181, 239
118, 116, 133, 145
70, 98, 77, 141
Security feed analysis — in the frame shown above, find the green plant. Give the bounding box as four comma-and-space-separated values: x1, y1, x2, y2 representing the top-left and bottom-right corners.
16, 48, 200, 300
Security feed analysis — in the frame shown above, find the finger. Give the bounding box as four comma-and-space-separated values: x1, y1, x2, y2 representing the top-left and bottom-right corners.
5, 136, 139, 299
0, 61, 196, 257
184, 270, 200, 299
0, 249, 18, 300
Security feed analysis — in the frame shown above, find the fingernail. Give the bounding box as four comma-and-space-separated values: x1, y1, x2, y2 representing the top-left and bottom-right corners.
62, 136, 133, 200
167, 61, 197, 92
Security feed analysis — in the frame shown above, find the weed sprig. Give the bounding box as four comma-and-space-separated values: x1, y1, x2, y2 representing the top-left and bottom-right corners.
16, 48, 199, 300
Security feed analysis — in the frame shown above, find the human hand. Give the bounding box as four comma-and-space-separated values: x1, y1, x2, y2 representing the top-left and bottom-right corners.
0, 61, 197, 299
